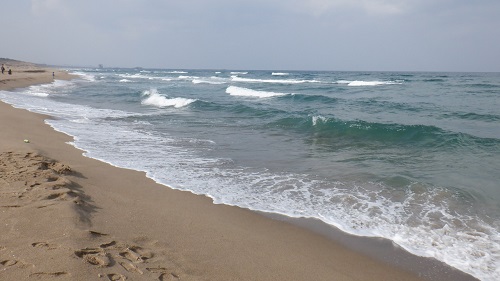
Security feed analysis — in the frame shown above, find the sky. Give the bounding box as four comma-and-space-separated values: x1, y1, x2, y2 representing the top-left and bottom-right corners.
1, 0, 499, 72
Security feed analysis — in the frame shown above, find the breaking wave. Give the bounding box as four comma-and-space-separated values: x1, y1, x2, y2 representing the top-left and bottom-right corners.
141, 88, 196, 108
226, 86, 290, 98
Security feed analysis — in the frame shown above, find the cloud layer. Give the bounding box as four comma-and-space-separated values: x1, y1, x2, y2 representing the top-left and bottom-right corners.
0, 1, 498, 71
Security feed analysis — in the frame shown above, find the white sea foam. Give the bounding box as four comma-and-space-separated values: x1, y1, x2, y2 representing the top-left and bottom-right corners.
27, 92, 49, 97
230, 71, 248, 75
192, 77, 227, 85
141, 88, 196, 108
312, 115, 328, 126
226, 86, 288, 98
0, 89, 135, 123
118, 73, 155, 80
119, 79, 131, 83
70, 71, 96, 81
168, 71, 188, 74
19, 79, 76, 97
272, 72, 289, 76
231, 75, 317, 84
178, 75, 199, 80
336, 80, 403, 86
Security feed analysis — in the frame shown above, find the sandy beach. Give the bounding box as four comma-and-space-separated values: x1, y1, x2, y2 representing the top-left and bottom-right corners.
0, 59, 74, 91
0, 60, 472, 280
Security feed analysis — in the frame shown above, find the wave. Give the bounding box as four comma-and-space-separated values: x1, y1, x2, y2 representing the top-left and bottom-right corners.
141, 88, 196, 108
119, 73, 201, 82
191, 79, 226, 85
466, 83, 500, 89
26, 92, 49, 97
119, 79, 131, 83
16, 79, 76, 98
423, 78, 445, 82
282, 93, 338, 104
230, 71, 248, 75
118, 73, 154, 80
231, 75, 319, 84
178, 75, 199, 80
269, 115, 499, 149
272, 72, 289, 76
167, 71, 188, 74
70, 71, 96, 82
336, 80, 403, 86
226, 86, 290, 98
441, 112, 500, 122
192, 79, 226, 85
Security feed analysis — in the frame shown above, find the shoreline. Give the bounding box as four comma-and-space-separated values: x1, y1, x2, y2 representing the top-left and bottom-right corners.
0, 58, 76, 91
0, 61, 477, 280
262, 212, 478, 281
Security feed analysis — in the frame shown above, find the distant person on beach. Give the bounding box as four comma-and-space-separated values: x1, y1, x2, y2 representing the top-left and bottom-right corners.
8, 68, 12, 75
52, 72, 55, 78
1, 64, 4, 74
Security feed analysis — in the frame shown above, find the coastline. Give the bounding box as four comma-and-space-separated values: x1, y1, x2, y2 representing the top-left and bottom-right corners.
0, 61, 477, 280
0, 59, 75, 91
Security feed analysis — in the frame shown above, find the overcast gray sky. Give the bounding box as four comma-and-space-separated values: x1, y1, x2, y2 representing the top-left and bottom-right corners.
1, 0, 499, 71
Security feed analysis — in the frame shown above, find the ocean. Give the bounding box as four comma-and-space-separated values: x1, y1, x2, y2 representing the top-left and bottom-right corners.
1, 69, 499, 280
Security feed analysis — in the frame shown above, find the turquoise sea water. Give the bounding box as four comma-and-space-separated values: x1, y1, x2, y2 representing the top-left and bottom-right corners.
1, 69, 499, 280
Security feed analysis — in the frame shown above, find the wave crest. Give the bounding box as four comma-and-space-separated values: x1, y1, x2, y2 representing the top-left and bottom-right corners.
141, 88, 196, 108
336, 80, 403, 86
231, 75, 317, 84
226, 86, 289, 98
192, 77, 227, 85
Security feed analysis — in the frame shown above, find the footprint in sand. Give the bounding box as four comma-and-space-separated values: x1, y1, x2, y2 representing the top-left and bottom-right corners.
146, 267, 181, 280
0, 259, 18, 266
31, 242, 58, 250
0, 205, 21, 208
36, 203, 56, 209
84, 253, 111, 267
119, 261, 143, 274
44, 189, 78, 200
159, 272, 181, 281
29, 271, 69, 278
89, 230, 109, 237
146, 266, 168, 273
99, 241, 117, 248
74, 248, 103, 258
74, 248, 111, 268
119, 246, 153, 263
107, 273, 127, 281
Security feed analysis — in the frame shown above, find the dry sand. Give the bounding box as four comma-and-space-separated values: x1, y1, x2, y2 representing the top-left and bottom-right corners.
0, 59, 430, 280
0, 59, 75, 91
